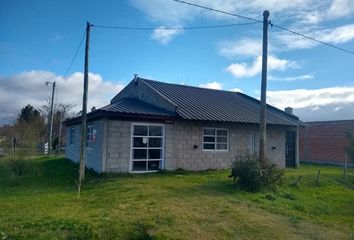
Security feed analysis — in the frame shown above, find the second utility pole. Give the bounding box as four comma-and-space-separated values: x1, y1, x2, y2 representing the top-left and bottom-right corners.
48, 81, 56, 156
259, 10, 269, 164
78, 21, 91, 196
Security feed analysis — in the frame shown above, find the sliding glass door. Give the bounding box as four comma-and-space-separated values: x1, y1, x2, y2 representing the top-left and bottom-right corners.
131, 123, 164, 172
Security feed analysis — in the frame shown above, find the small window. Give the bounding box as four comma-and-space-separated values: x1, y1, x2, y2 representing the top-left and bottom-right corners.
203, 128, 228, 151
69, 127, 75, 145
87, 125, 94, 149
249, 132, 256, 154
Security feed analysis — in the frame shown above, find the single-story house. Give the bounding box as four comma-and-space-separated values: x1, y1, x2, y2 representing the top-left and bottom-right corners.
65, 76, 302, 173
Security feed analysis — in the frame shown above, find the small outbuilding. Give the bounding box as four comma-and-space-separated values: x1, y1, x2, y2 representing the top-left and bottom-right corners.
65, 77, 302, 173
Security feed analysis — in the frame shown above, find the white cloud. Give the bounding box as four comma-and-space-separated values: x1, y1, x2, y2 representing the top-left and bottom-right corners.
277, 24, 354, 50
151, 27, 184, 44
199, 81, 223, 90
0, 71, 125, 122
230, 88, 242, 92
267, 86, 354, 121
130, 0, 329, 24
218, 38, 262, 58
268, 74, 314, 82
267, 86, 354, 109
326, 0, 354, 20
226, 55, 296, 78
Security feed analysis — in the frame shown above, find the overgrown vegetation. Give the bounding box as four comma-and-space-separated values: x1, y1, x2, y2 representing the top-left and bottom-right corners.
229, 153, 284, 192
0, 157, 353, 239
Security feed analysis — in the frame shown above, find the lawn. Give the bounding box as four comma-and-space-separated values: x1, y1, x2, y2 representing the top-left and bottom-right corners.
0, 157, 353, 239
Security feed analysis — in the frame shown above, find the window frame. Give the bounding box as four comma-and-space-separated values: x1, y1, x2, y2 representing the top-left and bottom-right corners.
130, 123, 165, 173
86, 125, 94, 149
202, 127, 229, 152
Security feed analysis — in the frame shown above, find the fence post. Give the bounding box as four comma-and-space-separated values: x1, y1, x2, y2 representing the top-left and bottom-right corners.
344, 154, 347, 181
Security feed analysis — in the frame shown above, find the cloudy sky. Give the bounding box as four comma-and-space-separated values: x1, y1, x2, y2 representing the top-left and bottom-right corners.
0, 0, 353, 123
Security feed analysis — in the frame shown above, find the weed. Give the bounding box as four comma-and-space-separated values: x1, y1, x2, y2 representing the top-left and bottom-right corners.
127, 221, 155, 240
280, 191, 296, 200
7, 158, 26, 176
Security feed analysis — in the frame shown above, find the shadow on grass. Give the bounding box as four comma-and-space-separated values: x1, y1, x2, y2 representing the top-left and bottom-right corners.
0, 157, 82, 194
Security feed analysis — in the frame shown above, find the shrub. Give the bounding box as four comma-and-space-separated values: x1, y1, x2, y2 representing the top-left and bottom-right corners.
8, 158, 27, 176
229, 153, 284, 192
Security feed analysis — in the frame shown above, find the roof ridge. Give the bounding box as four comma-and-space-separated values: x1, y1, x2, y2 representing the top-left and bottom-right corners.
138, 77, 241, 95
139, 78, 179, 108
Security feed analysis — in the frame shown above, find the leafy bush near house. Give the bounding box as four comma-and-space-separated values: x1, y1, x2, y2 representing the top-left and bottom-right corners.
229, 153, 284, 192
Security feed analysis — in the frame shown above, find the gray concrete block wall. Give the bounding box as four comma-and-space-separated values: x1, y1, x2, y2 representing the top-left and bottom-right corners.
65, 125, 81, 164
65, 120, 104, 173
67, 118, 293, 173
111, 79, 176, 112
105, 120, 132, 172
164, 123, 176, 170
171, 121, 289, 170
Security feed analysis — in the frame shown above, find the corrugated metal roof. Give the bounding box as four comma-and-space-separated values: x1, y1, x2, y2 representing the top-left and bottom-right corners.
100, 98, 175, 117
140, 78, 300, 126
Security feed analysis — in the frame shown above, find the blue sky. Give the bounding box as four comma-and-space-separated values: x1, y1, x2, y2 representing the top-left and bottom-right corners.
0, 0, 354, 122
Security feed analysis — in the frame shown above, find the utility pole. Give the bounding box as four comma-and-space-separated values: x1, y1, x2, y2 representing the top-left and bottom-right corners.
46, 81, 56, 156
78, 21, 91, 196
259, 10, 269, 164
57, 109, 64, 157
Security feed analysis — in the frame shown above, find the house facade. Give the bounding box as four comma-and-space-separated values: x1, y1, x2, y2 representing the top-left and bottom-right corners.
65, 77, 301, 173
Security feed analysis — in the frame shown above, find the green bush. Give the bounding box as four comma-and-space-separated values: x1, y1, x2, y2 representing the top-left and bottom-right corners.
8, 158, 27, 176
229, 153, 284, 192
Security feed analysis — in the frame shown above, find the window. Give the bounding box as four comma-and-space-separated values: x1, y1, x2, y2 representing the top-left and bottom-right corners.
131, 124, 164, 172
69, 127, 75, 145
87, 125, 94, 149
203, 128, 228, 151
249, 132, 256, 154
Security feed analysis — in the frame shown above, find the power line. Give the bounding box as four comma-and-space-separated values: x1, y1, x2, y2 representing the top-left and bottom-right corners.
62, 30, 86, 78
55, 30, 85, 111
271, 23, 354, 55
172, 0, 354, 55
172, 0, 262, 23
93, 22, 260, 30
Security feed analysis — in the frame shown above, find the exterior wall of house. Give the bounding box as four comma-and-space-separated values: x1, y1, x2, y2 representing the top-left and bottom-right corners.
66, 118, 296, 173
103, 119, 293, 172
65, 120, 105, 172
299, 120, 354, 165
169, 120, 290, 170
104, 120, 175, 172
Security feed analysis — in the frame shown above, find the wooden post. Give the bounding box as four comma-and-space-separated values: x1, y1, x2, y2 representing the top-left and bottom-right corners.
78, 22, 91, 196
11, 136, 15, 159
57, 110, 64, 157
344, 154, 347, 181
316, 169, 320, 186
259, 10, 269, 164
48, 82, 56, 156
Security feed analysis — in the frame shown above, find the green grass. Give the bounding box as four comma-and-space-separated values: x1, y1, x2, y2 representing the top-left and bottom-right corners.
0, 157, 353, 239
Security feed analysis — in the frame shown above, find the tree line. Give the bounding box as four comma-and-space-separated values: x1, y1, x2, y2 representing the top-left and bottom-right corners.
0, 102, 75, 156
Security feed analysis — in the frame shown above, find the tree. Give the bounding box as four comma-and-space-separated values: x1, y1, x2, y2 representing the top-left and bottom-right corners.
16, 104, 46, 149
40, 100, 75, 151
18, 105, 41, 123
